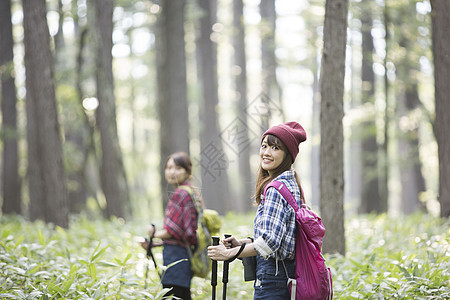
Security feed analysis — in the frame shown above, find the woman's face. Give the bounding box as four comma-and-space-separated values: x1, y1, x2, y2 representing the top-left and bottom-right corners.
260, 136, 286, 175
165, 158, 190, 186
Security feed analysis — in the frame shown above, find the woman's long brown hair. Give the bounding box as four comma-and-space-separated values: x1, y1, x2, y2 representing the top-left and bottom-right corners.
254, 135, 305, 205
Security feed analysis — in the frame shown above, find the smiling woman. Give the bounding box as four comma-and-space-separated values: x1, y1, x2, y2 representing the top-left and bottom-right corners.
208, 121, 308, 299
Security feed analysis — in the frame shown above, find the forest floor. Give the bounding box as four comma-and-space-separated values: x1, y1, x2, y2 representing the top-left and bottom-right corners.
0, 212, 449, 299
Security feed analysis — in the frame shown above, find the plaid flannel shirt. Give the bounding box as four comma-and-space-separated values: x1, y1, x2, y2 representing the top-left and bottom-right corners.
163, 183, 198, 247
254, 170, 302, 260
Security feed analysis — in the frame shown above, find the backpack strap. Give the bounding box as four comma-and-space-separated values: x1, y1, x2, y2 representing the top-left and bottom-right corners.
178, 185, 203, 251
263, 180, 301, 213
179, 185, 202, 214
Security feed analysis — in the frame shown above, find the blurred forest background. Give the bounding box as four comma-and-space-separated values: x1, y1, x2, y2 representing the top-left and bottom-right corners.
1, 0, 449, 256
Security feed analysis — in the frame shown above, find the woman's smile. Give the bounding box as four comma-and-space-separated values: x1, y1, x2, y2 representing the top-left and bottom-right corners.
260, 136, 285, 174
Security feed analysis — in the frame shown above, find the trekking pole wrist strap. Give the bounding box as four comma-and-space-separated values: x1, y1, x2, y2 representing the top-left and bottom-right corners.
227, 243, 246, 263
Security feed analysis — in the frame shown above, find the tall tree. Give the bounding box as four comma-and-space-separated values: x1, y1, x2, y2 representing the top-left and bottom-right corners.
232, 0, 252, 212
52, 0, 91, 214
359, 2, 385, 214
381, 0, 390, 218
1, 0, 21, 215
391, 1, 426, 215
196, 0, 229, 214
22, 0, 68, 227
319, 0, 348, 255
302, 1, 325, 209
94, 0, 130, 219
156, 0, 190, 210
431, 0, 450, 218
259, 0, 279, 130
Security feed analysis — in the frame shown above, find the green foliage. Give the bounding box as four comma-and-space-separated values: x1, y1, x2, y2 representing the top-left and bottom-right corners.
329, 213, 450, 299
0, 213, 448, 299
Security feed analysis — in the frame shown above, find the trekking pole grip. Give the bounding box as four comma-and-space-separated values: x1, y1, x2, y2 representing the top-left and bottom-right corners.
211, 236, 220, 300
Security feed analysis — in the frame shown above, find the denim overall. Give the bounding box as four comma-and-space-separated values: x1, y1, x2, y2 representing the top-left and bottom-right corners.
253, 255, 295, 299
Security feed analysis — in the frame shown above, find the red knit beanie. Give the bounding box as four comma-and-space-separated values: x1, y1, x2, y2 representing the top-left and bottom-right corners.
262, 121, 307, 162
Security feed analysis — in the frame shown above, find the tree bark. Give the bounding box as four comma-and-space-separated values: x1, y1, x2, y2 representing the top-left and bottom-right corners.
232, 0, 252, 213
156, 0, 190, 211
1, 0, 21, 215
319, 0, 348, 255
94, 0, 130, 219
359, 5, 384, 214
398, 83, 426, 214
259, 0, 279, 131
196, 0, 230, 214
22, 0, 68, 227
380, 0, 390, 218
431, 0, 450, 218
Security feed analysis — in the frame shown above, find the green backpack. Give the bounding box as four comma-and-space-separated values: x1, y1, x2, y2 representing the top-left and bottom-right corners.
180, 186, 221, 278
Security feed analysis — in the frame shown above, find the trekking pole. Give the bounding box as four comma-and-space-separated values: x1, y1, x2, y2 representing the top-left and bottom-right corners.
146, 224, 161, 280
211, 236, 220, 300
222, 234, 231, 300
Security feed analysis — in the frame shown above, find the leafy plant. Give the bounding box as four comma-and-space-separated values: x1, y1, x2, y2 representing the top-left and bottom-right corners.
0, 213, 448, 299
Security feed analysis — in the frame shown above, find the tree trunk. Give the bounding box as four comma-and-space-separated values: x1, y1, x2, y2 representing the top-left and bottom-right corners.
431, 0, 450, 218
66, 25, 92, 214
156, 0, 190, 211
94, 0, 130, 219
310, 68, 321, 209
232, 0, 252, 213
380, 0, 390, 218
196, 0, 230, 214
359, 6, 384, 214
398, 84, 426, 214
319, 0, 348, 255
1, 0, 21, 215
54, 0, 66, 68
259, 0, 279, 131
22, 0, 68, 227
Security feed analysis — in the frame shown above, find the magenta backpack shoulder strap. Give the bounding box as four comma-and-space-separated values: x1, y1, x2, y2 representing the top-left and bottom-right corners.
263, 180, 300, 213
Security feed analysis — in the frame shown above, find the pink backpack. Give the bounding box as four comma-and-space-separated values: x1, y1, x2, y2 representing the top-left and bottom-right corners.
264, 180, 333, 300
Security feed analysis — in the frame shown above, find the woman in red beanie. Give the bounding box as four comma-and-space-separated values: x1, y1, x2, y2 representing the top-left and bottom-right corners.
208, 121, 307, 299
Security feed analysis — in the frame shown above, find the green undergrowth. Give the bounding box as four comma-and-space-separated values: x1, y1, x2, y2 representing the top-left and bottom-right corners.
0, 212, 448, 299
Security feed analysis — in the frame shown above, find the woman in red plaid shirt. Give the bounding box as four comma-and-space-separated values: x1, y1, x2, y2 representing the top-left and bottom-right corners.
143, 152, 198, 300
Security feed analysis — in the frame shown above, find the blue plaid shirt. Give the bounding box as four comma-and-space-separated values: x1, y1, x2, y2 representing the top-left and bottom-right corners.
254, 170, 302, 260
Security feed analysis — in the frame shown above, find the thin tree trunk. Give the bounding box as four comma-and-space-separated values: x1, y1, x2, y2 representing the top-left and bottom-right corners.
156, 0, 190, 211
23, 0, 68, 227
1, 0, 21, 215
197, 0, 229, 214
431, 0, 450, 218
232, 0, 252, 212
381, 0, 390, 216
400, 85, 426, 214
259, 0, 279, 131
310, 67, 321, 209
319, 0, 348, 255
395, 31, 426, 215
94, 0, 130, 219
359, 5, 383, 214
